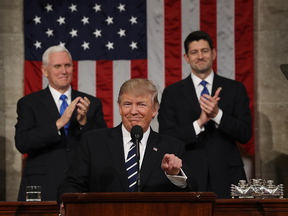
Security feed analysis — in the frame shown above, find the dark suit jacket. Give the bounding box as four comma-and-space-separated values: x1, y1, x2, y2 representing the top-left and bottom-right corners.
15, 87, 107, 201
57, 124, 197, 204
158, 74, 252, 198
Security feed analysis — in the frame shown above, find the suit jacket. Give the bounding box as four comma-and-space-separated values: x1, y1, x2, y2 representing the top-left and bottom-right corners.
15, 87, 107, 201
158, 74, 252, 198
57, 124, 197, 204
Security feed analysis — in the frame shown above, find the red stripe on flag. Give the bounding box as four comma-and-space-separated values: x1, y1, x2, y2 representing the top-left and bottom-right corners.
96, 60, 113, 128
164, 0, 182, 87
200, 0, 217, 72
235, 0, 254, 155
131, 59, 147, 79
24, 60, 42, 96
71, 61, 78, 91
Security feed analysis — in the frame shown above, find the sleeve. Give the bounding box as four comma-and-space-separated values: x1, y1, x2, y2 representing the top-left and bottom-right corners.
15, 98, 62, 154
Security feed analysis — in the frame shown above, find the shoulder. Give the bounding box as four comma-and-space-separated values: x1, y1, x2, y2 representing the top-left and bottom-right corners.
17, 89, 45, 105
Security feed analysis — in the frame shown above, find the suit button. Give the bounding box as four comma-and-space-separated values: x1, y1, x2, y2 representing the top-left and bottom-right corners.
64, 168, 68, 172
66, 148, 70, 152
205, 157, 208, 161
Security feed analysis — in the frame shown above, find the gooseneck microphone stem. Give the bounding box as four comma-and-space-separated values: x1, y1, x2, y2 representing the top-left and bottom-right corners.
131, 125, 143, 193
135, 134, 141, 192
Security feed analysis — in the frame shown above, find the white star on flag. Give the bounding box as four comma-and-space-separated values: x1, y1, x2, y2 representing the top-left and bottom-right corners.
106, 16, 114, 25
46, 28, 53, 37
34, 41, 41, 49
81, 41, 90, 50
69, 4, 77, 12
33, 16, 41, 24
81, 16, 89, 25
129, 16, 137, 25
106, 41, 114, 50
45, 4, 53, 12
69, 29, 78, 38
130, 41, 137, 50
57, 16, 65, 25
59, 42, 66, 47
118, 4, 125, 12
93, 29, 102, 38
93, 4, 101, 12
118, 29, 126, 37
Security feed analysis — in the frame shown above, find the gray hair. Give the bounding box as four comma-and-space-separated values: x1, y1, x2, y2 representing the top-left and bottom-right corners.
42, 46, 72, 66
117, 78, 160, 111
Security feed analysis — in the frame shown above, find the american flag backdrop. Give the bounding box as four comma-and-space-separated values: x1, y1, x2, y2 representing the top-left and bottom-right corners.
24, 0, 254, 155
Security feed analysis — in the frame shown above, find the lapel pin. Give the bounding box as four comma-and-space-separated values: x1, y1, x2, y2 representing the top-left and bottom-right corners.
153, 147, 158, 152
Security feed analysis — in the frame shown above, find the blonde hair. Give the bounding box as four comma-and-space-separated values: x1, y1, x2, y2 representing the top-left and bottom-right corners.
117, 78, 159, 111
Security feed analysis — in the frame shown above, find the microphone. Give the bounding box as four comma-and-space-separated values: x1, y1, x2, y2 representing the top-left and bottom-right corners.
130, 125, 143, 192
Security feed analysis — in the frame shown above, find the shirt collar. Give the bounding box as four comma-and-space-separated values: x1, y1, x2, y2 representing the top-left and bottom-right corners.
122, 124, 150, 147
191, 71, 214, 87
49, 85, 72, 102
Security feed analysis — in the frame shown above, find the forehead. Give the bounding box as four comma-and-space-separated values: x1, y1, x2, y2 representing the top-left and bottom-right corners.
188, 39, 210, 51
48, 52, 71, 64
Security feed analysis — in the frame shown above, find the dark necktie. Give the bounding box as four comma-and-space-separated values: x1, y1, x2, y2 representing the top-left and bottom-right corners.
200, 80, 209, 97
60, 94, 69, 136
126, 141, 138, 192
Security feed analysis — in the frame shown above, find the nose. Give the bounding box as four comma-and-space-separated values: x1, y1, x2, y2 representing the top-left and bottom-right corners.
198, 52, 203, 59
130, 104, 138, 115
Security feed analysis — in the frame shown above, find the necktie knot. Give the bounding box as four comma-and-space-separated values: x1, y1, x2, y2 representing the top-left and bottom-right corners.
60, 94, 67, 101
200, 80, 208, 87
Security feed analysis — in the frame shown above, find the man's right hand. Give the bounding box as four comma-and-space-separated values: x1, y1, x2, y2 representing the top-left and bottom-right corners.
56, 97, 82, 131
59, 202, 66, 216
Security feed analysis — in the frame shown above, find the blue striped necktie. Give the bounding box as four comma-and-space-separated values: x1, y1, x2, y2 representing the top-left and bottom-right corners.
59, 94, 69, 136
126, 141, 138, 192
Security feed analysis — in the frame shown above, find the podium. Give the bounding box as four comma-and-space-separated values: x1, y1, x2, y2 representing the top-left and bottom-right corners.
61, 192, 216, 216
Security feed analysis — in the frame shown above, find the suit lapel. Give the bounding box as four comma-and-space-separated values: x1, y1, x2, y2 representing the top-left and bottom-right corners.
40, 87, 61, 122
180, 75, 201, 114
140, 129, 163, 189
107, 124, 130, 192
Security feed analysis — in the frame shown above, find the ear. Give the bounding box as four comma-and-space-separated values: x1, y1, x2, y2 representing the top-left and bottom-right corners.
184, 53, 190, 64
152, 108, 158, 119
41, 65, 48, 78
212, 48, 216, 61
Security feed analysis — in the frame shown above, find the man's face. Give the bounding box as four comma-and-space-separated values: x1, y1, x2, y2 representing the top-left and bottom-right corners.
118, 93, 158, 133
184, 39, 216, 77
42, 51, 73, 93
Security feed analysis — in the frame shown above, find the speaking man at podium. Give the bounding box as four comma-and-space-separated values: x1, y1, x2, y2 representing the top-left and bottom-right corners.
57, 78, 197, 216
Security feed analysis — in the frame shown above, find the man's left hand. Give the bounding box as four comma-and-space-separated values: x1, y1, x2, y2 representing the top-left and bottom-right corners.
161, 154, 182, 175
76, 96, 90, 126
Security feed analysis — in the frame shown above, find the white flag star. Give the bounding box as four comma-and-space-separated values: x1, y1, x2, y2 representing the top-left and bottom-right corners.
69, 4, 77, 12
82, 41, 90, 50
33, 16, 41, 24
106, 41, 114, 50
93, 4, 101, 12
46, 28, 54, 37
57, 16, 65, 25
93, 29, 102, 38
106, 16, 114, 25
81, 16, 89, 25
118, 3, 125, 12
45, 4, 53, 12
34, 41, 41, 49
130, 41, 138, 50
69, 29, 78, 38
59, 42, 66, 47
118, 29, 126, 37
129, 16, 137, 25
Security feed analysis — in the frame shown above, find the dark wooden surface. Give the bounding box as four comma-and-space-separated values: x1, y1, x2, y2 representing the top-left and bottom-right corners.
1, 195, 288, 216
62, 192, 216, 216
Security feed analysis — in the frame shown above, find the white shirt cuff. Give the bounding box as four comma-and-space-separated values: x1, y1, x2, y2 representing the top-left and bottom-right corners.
165, 168, 187, 188
211, 109, 223, 127
193, 120, 205, 136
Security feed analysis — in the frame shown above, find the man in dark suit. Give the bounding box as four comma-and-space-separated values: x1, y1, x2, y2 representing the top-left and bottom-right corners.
57, 78, 197, 216
158, 31, 252, 198
15, 46, 107, 201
